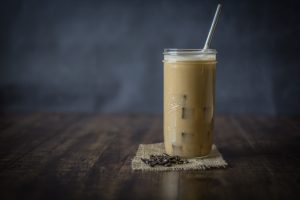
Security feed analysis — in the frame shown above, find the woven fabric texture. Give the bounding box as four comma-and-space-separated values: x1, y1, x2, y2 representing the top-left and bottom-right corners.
132, 143, 228, 171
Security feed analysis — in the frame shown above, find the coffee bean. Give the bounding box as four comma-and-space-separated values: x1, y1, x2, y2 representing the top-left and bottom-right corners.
140, 154, 189, 168
150, 163, 155, 167
141, 158, 148, 164
165, 163, 172, 167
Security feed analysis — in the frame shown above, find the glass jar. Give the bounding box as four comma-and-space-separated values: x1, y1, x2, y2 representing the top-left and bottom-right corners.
163, 49, 217, 158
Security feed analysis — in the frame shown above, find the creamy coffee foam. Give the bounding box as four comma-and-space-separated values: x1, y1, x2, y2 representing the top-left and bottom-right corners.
164, 54, 216, 62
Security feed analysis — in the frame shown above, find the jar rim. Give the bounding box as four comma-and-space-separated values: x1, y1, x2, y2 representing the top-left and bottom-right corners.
163, 49, 217, 55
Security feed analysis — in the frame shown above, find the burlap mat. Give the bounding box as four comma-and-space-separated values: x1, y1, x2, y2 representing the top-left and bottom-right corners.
131, 143, 227, 171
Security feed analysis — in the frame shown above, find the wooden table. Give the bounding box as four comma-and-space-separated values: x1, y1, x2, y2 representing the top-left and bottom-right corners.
0, 113, 299, 200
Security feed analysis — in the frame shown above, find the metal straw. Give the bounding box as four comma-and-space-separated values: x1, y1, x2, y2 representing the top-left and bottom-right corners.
203, 4, 222, 50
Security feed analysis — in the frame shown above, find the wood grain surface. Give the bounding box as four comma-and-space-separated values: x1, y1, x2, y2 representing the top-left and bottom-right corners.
0, 113, 299, 200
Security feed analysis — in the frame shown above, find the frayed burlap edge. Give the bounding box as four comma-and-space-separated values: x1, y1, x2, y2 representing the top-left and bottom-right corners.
131, 143, 227, 171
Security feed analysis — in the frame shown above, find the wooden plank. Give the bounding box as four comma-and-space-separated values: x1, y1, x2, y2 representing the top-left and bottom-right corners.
0, 113, 43, 134
0, 114, 299, 200
0, 114, 157, 199
74, 115, 161, 199
235, 116, 300, 199
0, 113, 81, 171
113, 115, 163, 200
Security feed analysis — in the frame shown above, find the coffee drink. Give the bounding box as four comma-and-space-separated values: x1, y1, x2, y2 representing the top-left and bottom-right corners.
163, 49, 216, 158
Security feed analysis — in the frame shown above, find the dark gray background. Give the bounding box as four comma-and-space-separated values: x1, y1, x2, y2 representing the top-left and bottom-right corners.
1, 0, 299, 115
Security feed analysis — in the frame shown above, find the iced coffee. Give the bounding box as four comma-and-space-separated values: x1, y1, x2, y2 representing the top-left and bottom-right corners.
163, 49, 216, 158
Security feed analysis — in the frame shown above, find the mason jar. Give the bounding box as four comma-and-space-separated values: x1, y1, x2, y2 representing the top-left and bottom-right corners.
163, 49, 217, 158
